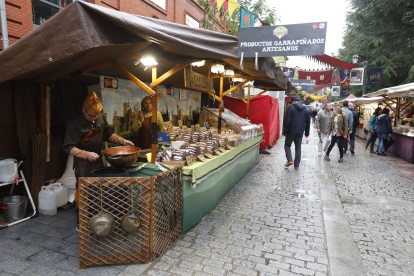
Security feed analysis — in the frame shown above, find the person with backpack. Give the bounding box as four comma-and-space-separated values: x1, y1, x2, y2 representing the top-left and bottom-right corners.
348, 103, 360, 154
366, 107, 381, 153
324, 106, 348, 163
375, 108, 393, 156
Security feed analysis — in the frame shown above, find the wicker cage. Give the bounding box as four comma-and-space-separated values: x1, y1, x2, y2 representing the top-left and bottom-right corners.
78, 166, 182, 268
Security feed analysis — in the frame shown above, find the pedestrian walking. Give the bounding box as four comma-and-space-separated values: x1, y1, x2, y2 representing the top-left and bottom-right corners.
283, 96, 311, 170
375, 108, 393, 156
365, 107, 381, 153
348, 102, 360, 154
315, 103, 332, 157
341, 100, 353, 154
324, 106, 348, 163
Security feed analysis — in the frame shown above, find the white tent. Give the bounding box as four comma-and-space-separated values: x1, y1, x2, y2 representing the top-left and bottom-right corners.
364, 82, 414, 98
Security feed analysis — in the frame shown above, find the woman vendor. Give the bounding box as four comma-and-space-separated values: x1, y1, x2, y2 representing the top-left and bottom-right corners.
63, 91, 134, 229
132, 96, 165, 149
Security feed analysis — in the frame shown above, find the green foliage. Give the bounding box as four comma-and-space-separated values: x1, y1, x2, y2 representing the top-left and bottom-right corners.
338, 0, 414, 90
197, 0, 279, 36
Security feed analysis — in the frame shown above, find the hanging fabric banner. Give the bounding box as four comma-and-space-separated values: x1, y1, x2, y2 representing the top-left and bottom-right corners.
298, 69, 333, 86
227, 0, 240, 18
240, 7, 255, 27
222, 0, 228, 13
216, 0, 226, 11
350, 68, 364, 85
340, 69, 350, 88
367, 67, 383, 85
282, 67, 296, 79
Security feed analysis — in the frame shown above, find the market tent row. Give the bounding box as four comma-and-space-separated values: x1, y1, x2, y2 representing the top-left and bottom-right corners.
0, 1, 295, 188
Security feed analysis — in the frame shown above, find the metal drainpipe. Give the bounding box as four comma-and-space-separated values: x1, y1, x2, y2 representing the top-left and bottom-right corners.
0, 0, 9, 49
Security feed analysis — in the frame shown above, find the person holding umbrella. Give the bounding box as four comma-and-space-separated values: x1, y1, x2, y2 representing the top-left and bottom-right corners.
375, 108, 393, 156
324, 106, 348, 163
365, 107, 381, 153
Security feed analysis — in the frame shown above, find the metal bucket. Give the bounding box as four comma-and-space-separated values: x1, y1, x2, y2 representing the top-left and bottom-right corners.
1, 195, 28, 223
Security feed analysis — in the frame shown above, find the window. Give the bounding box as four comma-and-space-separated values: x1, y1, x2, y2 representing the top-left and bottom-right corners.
150, 0, 165, 10
186, 14, 199, 28
32, 0, 83, 27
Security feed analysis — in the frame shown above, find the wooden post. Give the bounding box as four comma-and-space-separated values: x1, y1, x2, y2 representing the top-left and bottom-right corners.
246, 84, 251, 119
218, 76, 223, 134
39, 84, 46, 133
151, 67, 157, 164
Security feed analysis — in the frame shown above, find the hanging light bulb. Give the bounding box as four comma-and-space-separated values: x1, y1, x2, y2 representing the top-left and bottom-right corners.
192, 60, 205, 67
224, 69, 235, 76
232, 78, 244, 83
211, 63, 225, 74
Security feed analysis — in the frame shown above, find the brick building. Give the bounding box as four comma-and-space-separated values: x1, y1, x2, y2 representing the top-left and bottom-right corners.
0, 0, 222, 51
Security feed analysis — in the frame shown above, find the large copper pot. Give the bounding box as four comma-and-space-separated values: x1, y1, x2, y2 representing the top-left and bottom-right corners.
103, 146, 141, 168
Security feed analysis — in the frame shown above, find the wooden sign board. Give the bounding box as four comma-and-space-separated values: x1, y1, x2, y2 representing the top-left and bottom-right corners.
205, 153, 214, 159
231, 87, 245, 99
184, 68, 214, 93
197, 155, 207, 162
186, 155, 194, 167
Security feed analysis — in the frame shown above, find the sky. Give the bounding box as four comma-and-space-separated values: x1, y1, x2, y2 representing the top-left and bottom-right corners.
268, 0, 350, 69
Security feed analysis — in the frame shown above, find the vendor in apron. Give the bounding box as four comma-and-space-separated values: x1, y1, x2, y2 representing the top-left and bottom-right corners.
131, 96, 165, 150
63, 91, 134, 230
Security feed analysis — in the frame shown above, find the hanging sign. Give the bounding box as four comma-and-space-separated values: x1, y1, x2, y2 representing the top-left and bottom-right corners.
238, 22, 327, 57
367, 67, 383, 85
332, 86, 340, 96
230, 86, 245, 98
289, 79, 315, 92
184, 68, 213, 93
350, 68, 364, 85
240, 7, 255, 28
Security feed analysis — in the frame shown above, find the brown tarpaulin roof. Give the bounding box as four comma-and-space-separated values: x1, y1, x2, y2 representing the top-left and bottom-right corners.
0, 1, 294, 93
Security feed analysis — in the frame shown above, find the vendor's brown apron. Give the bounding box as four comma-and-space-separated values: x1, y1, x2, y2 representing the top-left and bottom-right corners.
136, 116, 152, 150
75, 129, 104, 208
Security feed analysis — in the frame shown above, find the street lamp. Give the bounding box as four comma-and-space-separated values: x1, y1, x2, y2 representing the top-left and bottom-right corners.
351, 39, 369, 96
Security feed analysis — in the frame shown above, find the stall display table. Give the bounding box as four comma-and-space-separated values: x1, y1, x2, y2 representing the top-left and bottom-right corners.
387, 133, 414, 163
130, 136, 262, 233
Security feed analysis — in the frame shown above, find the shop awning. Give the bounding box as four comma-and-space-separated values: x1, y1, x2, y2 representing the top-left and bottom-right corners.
0, 1, 292, 93
364, 82, 414, 98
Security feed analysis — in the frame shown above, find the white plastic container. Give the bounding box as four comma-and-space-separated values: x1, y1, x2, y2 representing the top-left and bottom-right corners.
49, 183, 69, 207
0, 159, 19, 183
38, 186, 57, 216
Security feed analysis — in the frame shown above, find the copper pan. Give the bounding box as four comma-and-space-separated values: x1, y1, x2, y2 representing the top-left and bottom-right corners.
103, 146, 141, 167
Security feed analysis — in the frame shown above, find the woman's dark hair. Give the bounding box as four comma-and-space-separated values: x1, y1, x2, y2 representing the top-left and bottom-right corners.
374, 107, 381, 116
382, 108, 390, 115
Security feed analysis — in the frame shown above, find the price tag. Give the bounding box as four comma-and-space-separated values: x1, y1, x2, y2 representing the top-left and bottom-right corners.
214, 149, 222, 156
205, 153, 214, 159
219, 147, 226, 153
186, 155, 194, 167
226, 144, 234, 150
197, 155, 207, 162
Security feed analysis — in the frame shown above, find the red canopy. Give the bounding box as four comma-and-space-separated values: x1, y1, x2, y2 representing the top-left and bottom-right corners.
216, 95, 280, 149
309, 54, 357, 70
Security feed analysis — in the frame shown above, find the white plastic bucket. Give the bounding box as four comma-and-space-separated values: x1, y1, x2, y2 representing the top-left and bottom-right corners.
0, 159, 19, 183
49, 183, 69, 207
38, 186, 57, 216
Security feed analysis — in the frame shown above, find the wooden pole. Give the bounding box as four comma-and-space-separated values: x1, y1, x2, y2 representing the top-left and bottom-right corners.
218, 76, 223, 134
151, 67, 157, 164
246, 85, 251, 119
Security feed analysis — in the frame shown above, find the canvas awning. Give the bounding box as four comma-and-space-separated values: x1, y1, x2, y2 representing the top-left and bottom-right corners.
364, 82, 414, 98
0, 1, 293, 93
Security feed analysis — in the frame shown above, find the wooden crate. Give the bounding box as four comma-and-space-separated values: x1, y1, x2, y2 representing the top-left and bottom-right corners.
78, 166, 182, 268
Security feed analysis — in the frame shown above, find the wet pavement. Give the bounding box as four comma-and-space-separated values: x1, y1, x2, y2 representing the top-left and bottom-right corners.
0, 126, 413, 276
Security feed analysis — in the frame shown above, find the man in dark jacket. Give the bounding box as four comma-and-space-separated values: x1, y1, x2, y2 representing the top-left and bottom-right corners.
348, 103, 360, 154
283, 97, 311, 170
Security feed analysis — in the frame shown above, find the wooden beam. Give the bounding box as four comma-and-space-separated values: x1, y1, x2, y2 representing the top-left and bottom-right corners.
151, 67, 157, 164
223, 80, 249, 96
246, 85, 251, 119
206, 92, 221, 102
240, 99, 247, 104
218, 77, 223, 134
382, 96, 398, 104
82, 53, 141, 73
110, 60, 156, 96
151, 64, 188, 88
250, 89, 270, 100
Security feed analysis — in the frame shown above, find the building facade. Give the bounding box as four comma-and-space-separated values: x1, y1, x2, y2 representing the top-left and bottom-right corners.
1, 0, 219, 51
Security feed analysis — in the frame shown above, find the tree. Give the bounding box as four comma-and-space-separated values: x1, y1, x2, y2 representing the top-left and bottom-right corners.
197, 0, 279, 36
338, 0, 414, 92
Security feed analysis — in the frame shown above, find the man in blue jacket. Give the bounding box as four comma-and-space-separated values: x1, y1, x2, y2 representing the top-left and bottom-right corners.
283, 97, 311, 170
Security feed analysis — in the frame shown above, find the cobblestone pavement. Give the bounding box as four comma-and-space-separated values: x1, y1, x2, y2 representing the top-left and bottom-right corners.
1, 126, 413, 276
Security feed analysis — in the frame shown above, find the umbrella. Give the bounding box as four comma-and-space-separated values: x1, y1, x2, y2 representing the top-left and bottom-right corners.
383, 135, 396, 152
336, 128, 355, 149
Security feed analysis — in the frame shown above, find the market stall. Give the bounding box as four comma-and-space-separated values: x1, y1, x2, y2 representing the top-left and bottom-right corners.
0, 1, 293, 266
364, 83, 414, 162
